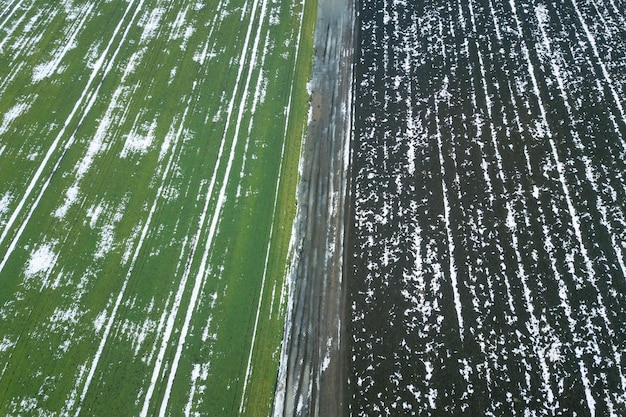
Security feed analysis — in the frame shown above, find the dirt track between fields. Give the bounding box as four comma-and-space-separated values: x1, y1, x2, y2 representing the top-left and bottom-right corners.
273, 0, 354, 415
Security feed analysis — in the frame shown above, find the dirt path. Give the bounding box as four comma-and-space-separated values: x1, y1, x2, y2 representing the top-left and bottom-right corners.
272, 0, 354, 415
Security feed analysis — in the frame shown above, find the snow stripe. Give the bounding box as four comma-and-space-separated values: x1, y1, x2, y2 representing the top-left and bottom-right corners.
469, 0, 558, 404
535, 1, 626, 291
136, 2, 233, 413
434, 81, 464, 342
510, 0, 621, 412
0, 0, 27, 32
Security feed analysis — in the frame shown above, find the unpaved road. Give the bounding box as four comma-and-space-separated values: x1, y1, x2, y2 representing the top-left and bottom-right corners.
272, 0, 354, 415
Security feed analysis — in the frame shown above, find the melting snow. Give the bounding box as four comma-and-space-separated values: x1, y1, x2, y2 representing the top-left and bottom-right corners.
139, 7, 165, 43
86, 203, 104, 228
94, 224, 115, 259
0, 103, 29, 136
53, 184, 79, 219
24, 243, 57, 279
93, 310, 107, 333
0, 337, 16, 352
120, 120, 157, 158
0, 193, 12, 218
50, 304, 83, 326
32, 36, 78, 83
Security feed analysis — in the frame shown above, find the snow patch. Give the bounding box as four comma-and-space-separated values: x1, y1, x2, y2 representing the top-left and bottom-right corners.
50, 304, 83, 326
139, 7, 165, 43
0, 193, 12, 219
0, 337, 16, 352
93, 310, 107, 333
32, 40, 77, 82
94, 224, 115, 259
0, 103, 29, 136
86, 203, 104, 228
121, 120, 157, 158
54, 184, 80, 219
24, 243, 57, 279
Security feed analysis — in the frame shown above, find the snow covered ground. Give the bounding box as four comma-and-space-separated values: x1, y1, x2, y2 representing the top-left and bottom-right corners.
348, 0, 626, 415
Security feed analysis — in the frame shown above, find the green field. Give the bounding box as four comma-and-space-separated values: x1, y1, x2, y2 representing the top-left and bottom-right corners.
0, 0, 315, 415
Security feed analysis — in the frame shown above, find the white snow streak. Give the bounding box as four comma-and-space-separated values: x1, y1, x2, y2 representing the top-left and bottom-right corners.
434, 79, 464, 342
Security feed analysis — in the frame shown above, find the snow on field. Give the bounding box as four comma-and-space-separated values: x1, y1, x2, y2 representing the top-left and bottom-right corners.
24, 242, 57, 279
31, 2, 94, 83
84, 39, 102, 69
94, 224, 115, 259
92, 310, 107, 334
139, 7, 165, 43
0, 102, 29, 136
150, 0, 275, 411
183, 362, 210, 417
53, 184, 79, 219
349, 0, 626, 415
31, 41, 75, 83
0, 0, 150, 271
120, 119, 157, 158
0, 337, 16, 353
0, 0, 307, 414
118, 298, 158, 356
0, 193, 12, 219
50, 304, 84, 328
